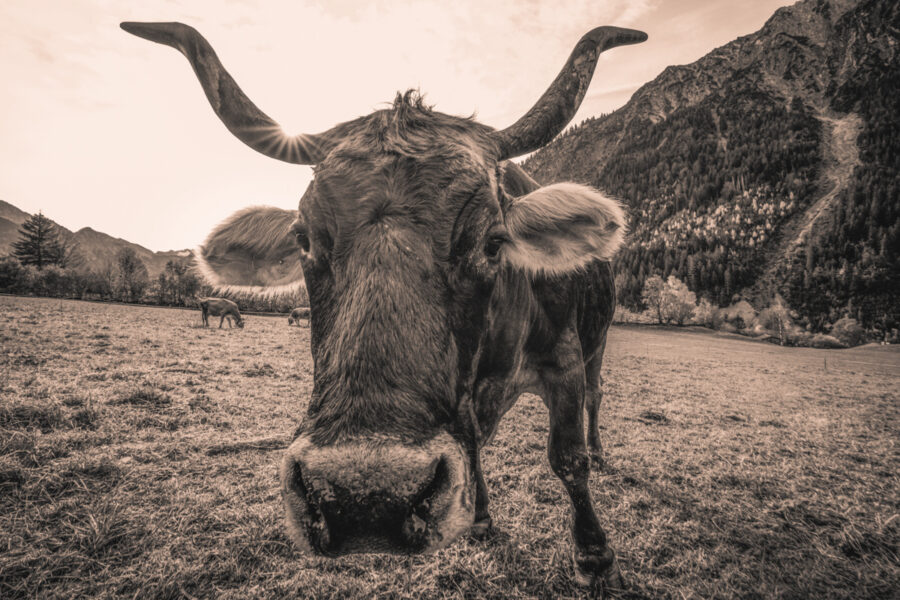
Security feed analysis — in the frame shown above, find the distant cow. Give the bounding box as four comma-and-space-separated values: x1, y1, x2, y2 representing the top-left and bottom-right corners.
288, 307, 310, 326
199, 297, 244, 329
124, 21, 645, 590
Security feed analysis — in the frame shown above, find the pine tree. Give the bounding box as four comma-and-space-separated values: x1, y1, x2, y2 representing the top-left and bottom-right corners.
12, 212, 66, 270
687, 254, 699, 291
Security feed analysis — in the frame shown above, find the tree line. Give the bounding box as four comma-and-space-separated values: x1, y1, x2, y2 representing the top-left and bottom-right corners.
1, 212, 308, 313
632, 274, 880, 347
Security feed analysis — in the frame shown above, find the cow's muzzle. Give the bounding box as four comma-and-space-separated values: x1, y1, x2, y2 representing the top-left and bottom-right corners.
280, 432, 473, 556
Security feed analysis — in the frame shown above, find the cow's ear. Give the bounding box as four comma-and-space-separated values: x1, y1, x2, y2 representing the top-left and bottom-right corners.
194, 206, 305, 295
503, 183, 626, 276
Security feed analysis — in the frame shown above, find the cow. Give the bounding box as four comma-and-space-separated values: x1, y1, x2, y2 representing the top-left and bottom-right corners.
199, 297, 244, 329
121, 21, 646, 590
288, 307, 310, 327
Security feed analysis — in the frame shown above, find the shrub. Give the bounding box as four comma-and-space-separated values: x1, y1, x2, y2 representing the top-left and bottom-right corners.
810, 333, 847, 349
721, 300, 758, 328
0, 256, 24, 291
783, 329, 814, 347
830, 317, 867, 347
613, 306, 654, 324
36, 265, 75, 297
693, 299, 723, 328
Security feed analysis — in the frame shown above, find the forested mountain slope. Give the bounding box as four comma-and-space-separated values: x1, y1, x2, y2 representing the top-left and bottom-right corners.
524, 0, 898, 332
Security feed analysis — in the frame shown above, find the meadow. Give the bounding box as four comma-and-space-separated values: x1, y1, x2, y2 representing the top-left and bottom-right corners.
0, 295, 897, 599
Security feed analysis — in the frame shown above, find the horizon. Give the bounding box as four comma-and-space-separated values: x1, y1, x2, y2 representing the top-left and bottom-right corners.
2, 0, 794, 253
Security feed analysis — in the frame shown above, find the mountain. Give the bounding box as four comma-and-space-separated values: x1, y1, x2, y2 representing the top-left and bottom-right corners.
523, 0, 899, 332
0, 200, 30, 226
65, 226, 191, 277
0, 201, 32, 257
0, 199, 191, 277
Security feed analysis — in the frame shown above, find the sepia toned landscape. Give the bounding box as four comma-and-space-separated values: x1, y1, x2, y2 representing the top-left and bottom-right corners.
2, 295, 896, 599
2, 0, 898, 597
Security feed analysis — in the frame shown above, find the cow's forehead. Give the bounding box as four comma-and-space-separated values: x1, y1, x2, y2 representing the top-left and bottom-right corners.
302, 135, 498, 225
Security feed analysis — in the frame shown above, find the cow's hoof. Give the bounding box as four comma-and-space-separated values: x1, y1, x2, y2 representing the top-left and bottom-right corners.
573, 547, 624, 593
468, 517, 494, 541
589, 450, 605, 471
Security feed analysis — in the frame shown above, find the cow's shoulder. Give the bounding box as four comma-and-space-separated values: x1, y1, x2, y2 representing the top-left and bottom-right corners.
524, 261, 614, 352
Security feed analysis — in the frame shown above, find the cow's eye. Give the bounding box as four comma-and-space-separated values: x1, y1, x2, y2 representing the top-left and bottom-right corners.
484, 231, 509, 260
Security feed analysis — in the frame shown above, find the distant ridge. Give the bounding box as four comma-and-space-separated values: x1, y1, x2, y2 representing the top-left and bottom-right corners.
0, 199, 191, 277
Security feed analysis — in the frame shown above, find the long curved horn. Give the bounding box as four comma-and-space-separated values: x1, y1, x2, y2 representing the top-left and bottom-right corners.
492, 26, 647, 160
121, 21, 331, 165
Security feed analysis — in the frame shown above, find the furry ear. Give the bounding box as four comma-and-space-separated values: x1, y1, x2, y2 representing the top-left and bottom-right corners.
503, 183, 626, 276
194, 206, 305, 296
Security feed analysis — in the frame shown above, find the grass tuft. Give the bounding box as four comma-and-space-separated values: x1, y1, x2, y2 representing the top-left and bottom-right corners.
113, 386, 172, 407
637, 410, 668, 424
0, 399, 68, 432
243, 363, 276, 377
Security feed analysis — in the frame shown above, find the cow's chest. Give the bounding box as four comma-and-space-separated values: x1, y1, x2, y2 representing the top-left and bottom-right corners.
472, 359, 544, 447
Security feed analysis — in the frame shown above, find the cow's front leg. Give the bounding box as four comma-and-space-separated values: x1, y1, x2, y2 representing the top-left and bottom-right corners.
470, 448, 493, 539
586, 382, 604, 469
543, 354, 622, 590
219, 315, 225, 328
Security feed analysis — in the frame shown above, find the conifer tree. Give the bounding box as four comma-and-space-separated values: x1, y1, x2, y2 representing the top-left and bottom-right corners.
12, 212, 66, 270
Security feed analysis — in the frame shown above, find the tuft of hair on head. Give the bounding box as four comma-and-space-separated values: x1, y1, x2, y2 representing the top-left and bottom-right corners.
393, 89, 432, 113
503, 183, 627, 277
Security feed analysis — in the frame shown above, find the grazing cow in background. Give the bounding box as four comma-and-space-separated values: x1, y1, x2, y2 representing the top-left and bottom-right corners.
288, 307, 310, 327
199, 297, 244, 329
122, 21, 645, 591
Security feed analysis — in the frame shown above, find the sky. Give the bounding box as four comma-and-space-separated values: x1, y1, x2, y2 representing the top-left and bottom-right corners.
1, 0, 795, 252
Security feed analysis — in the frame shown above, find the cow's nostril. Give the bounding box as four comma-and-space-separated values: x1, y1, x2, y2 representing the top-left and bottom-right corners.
401, 456, 450, 546
413, 456, 450, 511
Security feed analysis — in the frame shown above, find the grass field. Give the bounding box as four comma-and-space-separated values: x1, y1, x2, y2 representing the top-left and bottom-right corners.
1, 295, 897, 599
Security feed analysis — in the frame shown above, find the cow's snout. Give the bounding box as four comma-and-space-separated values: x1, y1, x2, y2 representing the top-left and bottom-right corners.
280, 433, 473, 556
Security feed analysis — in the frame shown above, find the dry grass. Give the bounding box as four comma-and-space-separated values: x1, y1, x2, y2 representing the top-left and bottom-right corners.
0, 296, 897, 599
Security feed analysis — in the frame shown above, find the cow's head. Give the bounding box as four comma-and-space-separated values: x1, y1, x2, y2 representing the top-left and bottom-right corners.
122, 21, 644, 556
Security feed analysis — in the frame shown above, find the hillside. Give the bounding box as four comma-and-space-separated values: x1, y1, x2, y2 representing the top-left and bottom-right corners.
523, 0, 899, 333
0, 199, 190, 277
0, 199, 30, 226
0, 218, 21, 256
66, 226, 191, 278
